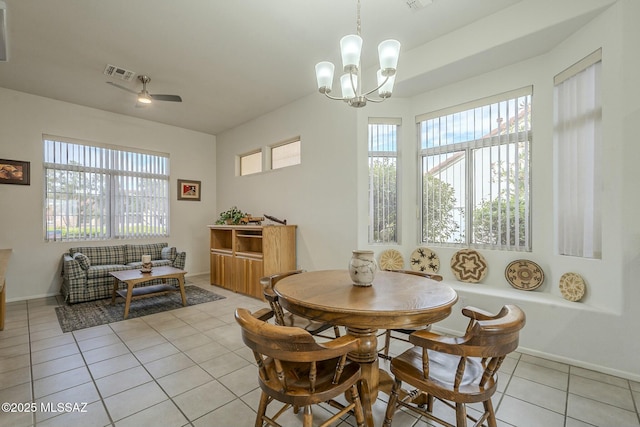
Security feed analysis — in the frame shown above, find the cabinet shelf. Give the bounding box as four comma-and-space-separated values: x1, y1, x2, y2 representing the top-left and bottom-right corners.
236, 251, 264, 259
208, 225, 297, 300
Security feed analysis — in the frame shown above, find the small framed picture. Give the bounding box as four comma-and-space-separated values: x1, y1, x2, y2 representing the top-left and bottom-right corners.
0, 159, 30, 185
177, 179, 201, 201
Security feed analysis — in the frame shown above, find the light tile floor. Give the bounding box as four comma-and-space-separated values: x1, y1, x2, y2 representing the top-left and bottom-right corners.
1, 274, 639, 427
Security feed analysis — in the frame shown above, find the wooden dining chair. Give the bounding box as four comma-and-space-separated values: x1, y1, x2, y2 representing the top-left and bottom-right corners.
235, 308, 368, 427
261, 271, 341, 339
382, 305, 526, 427
378, 269, 443, 360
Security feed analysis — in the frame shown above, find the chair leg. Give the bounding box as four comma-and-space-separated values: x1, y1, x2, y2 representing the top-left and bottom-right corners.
255, 391, 269, 427
350, 384, 366, 427
303, 405, 313, 427
484, 398, 497, 427
333, 325, 341, 337
383, 330, 392, 358
383, 378, 402, 427
455, 403, 467, 427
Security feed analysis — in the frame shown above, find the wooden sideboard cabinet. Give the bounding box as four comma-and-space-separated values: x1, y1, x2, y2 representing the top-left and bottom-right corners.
208, 225, 297, 299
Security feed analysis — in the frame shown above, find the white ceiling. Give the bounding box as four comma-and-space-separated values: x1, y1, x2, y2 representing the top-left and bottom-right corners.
0, 0, 615, 135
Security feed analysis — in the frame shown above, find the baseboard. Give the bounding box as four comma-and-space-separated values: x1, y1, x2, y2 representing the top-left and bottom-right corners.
433, 324, 640, 382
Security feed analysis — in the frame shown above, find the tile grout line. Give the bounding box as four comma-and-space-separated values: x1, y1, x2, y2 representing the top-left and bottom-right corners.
26, 300, 36, 427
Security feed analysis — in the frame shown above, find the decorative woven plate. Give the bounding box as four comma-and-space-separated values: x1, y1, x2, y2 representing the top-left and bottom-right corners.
409, 247, 440, 273
450, 249, 487, 283
379, 249, 404, 271
559, 272, 586, 302
505, 260, 544, 291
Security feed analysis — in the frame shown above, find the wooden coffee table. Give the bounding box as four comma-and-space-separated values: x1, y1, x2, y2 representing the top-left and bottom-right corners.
110, 266, 187, 319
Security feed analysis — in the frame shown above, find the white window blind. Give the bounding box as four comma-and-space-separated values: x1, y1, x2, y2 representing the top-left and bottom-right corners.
240, 151, 262, 176
271, 139, 301, 170
554, 51, 602, 258
368, 118, 400, 244
419, 87, 532, 250
44, 136, 169, 241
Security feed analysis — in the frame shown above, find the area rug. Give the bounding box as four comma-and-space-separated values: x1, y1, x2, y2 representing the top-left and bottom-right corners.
55, 286, 226, 333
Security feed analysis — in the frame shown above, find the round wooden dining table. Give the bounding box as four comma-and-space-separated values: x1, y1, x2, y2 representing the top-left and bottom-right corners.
274, 269, 458, 405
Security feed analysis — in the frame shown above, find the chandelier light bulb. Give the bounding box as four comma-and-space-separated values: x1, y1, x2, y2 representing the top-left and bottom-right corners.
315, 61, 335, 94
377, 70, 396, 98
340, 35, 362, 73
341, 74, 357, 99
378, 40, 401, 75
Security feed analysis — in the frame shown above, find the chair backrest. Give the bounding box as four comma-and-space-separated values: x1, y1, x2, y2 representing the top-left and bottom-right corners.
259, 270, 303, 326
410, 305, 525, 389
234, 308, 359, 392
386, 269, 443, 282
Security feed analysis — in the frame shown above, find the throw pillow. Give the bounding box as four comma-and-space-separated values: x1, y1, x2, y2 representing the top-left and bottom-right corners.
73, 253, 91, 270
161, 247, 177, 261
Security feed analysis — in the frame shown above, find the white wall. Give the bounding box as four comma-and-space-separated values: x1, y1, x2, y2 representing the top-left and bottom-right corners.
215, 1, 640, 379
215, 94, 359, 270
0, 88, 216, 301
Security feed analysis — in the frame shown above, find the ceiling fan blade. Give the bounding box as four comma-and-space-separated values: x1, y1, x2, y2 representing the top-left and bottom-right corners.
150, 94, 182, 102
106, 81, 138, 94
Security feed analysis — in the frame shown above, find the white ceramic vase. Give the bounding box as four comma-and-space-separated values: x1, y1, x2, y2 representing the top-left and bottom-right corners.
349, 250, 378, 287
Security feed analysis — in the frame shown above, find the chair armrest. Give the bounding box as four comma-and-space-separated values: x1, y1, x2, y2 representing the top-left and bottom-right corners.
319, 334, 360, 355
408, 329, 470, 357
253, 308, 274, 322
462, 306, 506, 321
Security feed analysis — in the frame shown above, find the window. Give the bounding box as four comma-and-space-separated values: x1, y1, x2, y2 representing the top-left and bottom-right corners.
368, 119, 400, 244
44, 136, 169, 241
554, 50, 602, 259
240, 150, 262, 176
419, 87, 532, 250
271, 138, 301, 170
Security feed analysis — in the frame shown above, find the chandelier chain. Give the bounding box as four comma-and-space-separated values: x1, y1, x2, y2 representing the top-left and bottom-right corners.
357, 0, 361, 36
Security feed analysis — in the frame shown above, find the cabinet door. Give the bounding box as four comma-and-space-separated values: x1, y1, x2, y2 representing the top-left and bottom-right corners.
211, 252, 234, 290
234, 257, 264, 299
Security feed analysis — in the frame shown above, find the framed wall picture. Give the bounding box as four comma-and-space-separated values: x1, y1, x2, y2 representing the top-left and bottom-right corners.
177, 179, 201, 201
0, 159, 30, 185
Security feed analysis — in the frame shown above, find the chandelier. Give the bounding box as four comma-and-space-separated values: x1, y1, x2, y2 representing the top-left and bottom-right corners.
314, 0, 401, 108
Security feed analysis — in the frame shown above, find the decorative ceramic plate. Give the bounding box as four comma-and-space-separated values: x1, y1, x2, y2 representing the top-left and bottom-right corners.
379, 249, 404, 271
409, 247, 440, 273
450, 249, 487, 283
505, 260, 544, 291
559, 272, 586, 302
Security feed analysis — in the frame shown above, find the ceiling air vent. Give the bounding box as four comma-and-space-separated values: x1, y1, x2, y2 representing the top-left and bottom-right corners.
103, 64, 136, 82
404, 0, 433, 11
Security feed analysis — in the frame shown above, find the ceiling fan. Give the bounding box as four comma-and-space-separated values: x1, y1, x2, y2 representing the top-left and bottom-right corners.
107, 75, 182, 106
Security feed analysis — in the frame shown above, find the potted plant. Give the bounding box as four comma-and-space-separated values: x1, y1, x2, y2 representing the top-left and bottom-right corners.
215, 206, 247, 225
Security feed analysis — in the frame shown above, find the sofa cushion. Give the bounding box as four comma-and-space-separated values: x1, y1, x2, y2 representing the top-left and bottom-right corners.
126, 259, 173, 269
73, 253, 91, 270
125, 243, 167, 264
87, 264, 132, 279
69, 246, 126, 266
161, 246, 177, 261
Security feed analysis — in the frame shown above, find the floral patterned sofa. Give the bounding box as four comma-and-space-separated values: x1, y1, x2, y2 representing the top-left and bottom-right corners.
61, 243, 186, 303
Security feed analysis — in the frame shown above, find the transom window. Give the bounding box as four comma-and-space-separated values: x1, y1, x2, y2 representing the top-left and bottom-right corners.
239, 151, 262, 176
44, 136, 170, 241
271, 138, 301, 170
418, 87, 532, 250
